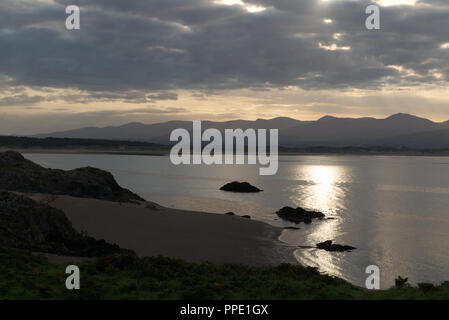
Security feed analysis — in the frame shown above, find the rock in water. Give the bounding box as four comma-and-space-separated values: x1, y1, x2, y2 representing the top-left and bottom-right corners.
220, 182, 262, 193
316, 240, 356, 252
275, 206, 325, 224
0, 150, 143, 202
284, 226, 300, 230
0, 191, 134, 256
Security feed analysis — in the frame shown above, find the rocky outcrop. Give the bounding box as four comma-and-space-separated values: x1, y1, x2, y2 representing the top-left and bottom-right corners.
316, 240, 356, 252
220, 182, 262, 193
276, 206, 325, 224
0, 151, 143, 202
0, 191, 134, 256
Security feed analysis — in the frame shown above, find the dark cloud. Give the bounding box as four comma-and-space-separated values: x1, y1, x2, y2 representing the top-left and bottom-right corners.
0, 0, 448, 99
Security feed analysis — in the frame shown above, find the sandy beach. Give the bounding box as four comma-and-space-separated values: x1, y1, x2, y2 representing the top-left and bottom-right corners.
31, 194, 296, 266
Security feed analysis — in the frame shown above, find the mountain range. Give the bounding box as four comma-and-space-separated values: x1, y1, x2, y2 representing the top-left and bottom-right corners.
35, 113, 449, 149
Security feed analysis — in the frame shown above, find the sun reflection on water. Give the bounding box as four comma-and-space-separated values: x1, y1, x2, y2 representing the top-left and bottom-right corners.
291, 165, 349, 215
288, 164, 353, 280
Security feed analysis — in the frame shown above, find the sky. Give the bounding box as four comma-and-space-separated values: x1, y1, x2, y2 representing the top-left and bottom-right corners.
0, 0, 448, 134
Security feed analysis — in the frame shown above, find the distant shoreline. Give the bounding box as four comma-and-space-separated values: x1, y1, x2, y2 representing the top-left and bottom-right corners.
0, 147, 168, 156
280, 151, 449, 157
4, 147, 449, 157
2, 135, 448, 157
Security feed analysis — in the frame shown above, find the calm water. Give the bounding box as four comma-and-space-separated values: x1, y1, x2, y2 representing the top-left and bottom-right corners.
24, 153, 449, 288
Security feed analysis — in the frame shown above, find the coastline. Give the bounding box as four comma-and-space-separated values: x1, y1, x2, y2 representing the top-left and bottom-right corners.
4, 147, 449, 157
29, 193, 297, 267
0, 147, 168, 156
3, 151, 449, 299
9, 150, 449, 288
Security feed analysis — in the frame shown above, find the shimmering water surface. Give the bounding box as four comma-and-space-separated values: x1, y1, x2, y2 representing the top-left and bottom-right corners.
24, 153, 449, 288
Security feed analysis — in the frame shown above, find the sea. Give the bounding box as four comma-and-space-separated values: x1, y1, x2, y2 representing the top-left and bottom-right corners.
24, 153, 449, 289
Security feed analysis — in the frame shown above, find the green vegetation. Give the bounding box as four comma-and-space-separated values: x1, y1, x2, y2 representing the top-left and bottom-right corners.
1, 246, 449, 300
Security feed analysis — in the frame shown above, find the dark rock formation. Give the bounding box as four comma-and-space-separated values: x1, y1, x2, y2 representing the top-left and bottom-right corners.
225, 212, 235, 216
316, 240, 356, 252
241, 215, 251, 219
220, 182, 262, 193
0, 151, 143, 202
0, 191, 134, 256
284, 226, 300, 230
395, 276, 410, 288
276, 206, 325, 224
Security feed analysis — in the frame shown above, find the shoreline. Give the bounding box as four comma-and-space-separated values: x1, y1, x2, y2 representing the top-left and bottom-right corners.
0, 147, 168, 156
4, 147, 449, 157
10, 150, 447, 289
28, 193, 297, 267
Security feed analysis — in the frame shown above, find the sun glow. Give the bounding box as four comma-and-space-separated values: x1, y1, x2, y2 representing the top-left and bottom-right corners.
290, 164, 350, 282
375, 0, 417, 6
291, 165, 350, 214
319, 42, 351, 51
213, 0, 267, 13
387, 65, 420, 78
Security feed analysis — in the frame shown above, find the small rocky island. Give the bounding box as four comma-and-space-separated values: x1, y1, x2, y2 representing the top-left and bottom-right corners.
317, 240, 356, 252
220, 181, 262, 193
276, 206, 325, 224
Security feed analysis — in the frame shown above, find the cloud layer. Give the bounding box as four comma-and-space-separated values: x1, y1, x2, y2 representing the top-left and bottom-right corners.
0, 0, 448, 133
0, 0, 448, 95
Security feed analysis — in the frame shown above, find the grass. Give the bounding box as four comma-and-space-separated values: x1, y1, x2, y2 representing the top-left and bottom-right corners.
1, 246, 449, 300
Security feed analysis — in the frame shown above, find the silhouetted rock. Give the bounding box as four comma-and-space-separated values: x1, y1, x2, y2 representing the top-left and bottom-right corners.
241, 215, 251, 219
284, 226, 300, 230
225, 212, 235, 216
316, 240, 356, 252
275, 206, 325, 224
0, 191, 134, 257
395, 276, 410, 288
220, 182, 262, 193
0, 151, 143, 202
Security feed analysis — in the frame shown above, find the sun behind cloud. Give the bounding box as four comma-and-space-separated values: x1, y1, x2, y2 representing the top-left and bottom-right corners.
375, 0, 417, 6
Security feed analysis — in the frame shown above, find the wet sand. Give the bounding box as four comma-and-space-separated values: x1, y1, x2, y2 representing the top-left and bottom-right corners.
38, 195, 295, 266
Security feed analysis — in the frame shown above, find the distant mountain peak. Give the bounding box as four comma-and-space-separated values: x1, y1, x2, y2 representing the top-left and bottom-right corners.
318, 115, 338, 122
118, 122, 146, 128
386, 113, 424, 121
255, 116, 298, 122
